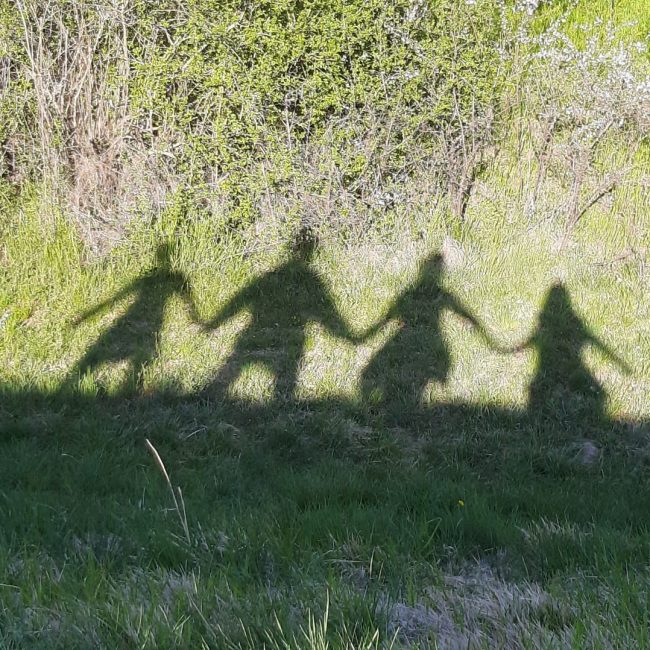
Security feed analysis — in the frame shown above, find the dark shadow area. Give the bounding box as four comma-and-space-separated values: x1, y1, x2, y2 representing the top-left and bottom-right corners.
507, 282, 632, 425
200, 231, 360, 402
360, 252, 496, 418
2, 242, 639, 454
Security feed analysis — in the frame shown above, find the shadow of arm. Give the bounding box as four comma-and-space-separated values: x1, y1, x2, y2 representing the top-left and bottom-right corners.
318, 286, 391, 343
350, 317, 392, 343
591, 335, 633, 375
447, 293, 482, 328
447, 294, 502, 349
202, 289, 247, 332
72, 284, 132, 326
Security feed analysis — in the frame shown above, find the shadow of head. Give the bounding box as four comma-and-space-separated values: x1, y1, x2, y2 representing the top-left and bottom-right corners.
291, 227, 318, 264
538, 282, 578, 334
416, 252, 445, 287
154, 241, 175, 274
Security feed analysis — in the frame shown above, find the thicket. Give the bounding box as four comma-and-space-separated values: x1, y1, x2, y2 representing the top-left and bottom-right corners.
0, 0, 648, 251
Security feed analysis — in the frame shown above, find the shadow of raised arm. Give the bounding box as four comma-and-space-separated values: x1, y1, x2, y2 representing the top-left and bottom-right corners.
71, 283, 134, 326
591, 334, 633, 375
201, 285, 250, 333
351, 317, 390, 343
446, 293, 505, 351
318, 299, 369, 345
491, 336, 533, 355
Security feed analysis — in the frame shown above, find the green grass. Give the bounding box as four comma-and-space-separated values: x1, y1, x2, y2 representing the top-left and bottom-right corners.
1, 177, 649, 647
531, 0, 650, 45
0, 2, 648, 641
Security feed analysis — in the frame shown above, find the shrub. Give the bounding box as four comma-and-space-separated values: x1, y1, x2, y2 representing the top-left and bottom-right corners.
0, 0, 647, 251
2, 0, 508, 246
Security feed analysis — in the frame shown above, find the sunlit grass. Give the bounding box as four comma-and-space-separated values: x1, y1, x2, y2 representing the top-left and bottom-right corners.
1, 45, 649, 648
2, 167, 649, 644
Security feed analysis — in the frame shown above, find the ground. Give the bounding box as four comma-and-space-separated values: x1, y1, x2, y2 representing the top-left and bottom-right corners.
1, 207, 649, 647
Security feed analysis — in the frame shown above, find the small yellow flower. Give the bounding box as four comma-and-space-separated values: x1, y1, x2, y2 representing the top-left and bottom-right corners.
458, 499, 465, 507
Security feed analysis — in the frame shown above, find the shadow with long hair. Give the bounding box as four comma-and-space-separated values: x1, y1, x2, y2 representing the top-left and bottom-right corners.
360, 252, 495, 417
512, 282, 631, 424
201, 230, 359, 403
67, 242, 200, 395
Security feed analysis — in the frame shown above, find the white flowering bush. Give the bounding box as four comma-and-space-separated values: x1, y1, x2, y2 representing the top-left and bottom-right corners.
518, 13, 649, 228
514, 0, 548, 16
532, 20, 649, 139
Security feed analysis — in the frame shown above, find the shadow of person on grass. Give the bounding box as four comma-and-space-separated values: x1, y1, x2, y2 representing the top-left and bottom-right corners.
510, 282, 631, 424
201, 229, 360, 403
360, 252, 496, 415
67, 242, 200, 395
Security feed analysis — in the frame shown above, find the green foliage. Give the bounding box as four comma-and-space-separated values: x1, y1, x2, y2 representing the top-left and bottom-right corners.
3, 0, 647, 240
2, 0, 509, 235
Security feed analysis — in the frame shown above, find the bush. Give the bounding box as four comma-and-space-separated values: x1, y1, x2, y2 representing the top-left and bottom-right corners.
0, 1, 647, 251
1, 0, 508, 246
516, 11, 650, 232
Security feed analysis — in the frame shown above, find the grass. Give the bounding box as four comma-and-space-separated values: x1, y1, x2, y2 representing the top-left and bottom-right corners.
1, 172, 649, 647
0, 3, 648, 642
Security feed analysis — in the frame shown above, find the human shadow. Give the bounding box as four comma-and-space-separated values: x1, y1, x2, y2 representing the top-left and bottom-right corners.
359, 252, 497, 417
3, 260, 649, 585
508, 282, 631, 425
200, 231, 360, 403
67, 242, 200, 395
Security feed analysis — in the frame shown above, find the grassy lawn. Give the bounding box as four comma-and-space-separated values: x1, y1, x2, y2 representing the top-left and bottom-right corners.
1, 195, 649, 648
1, 0, 649, 645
